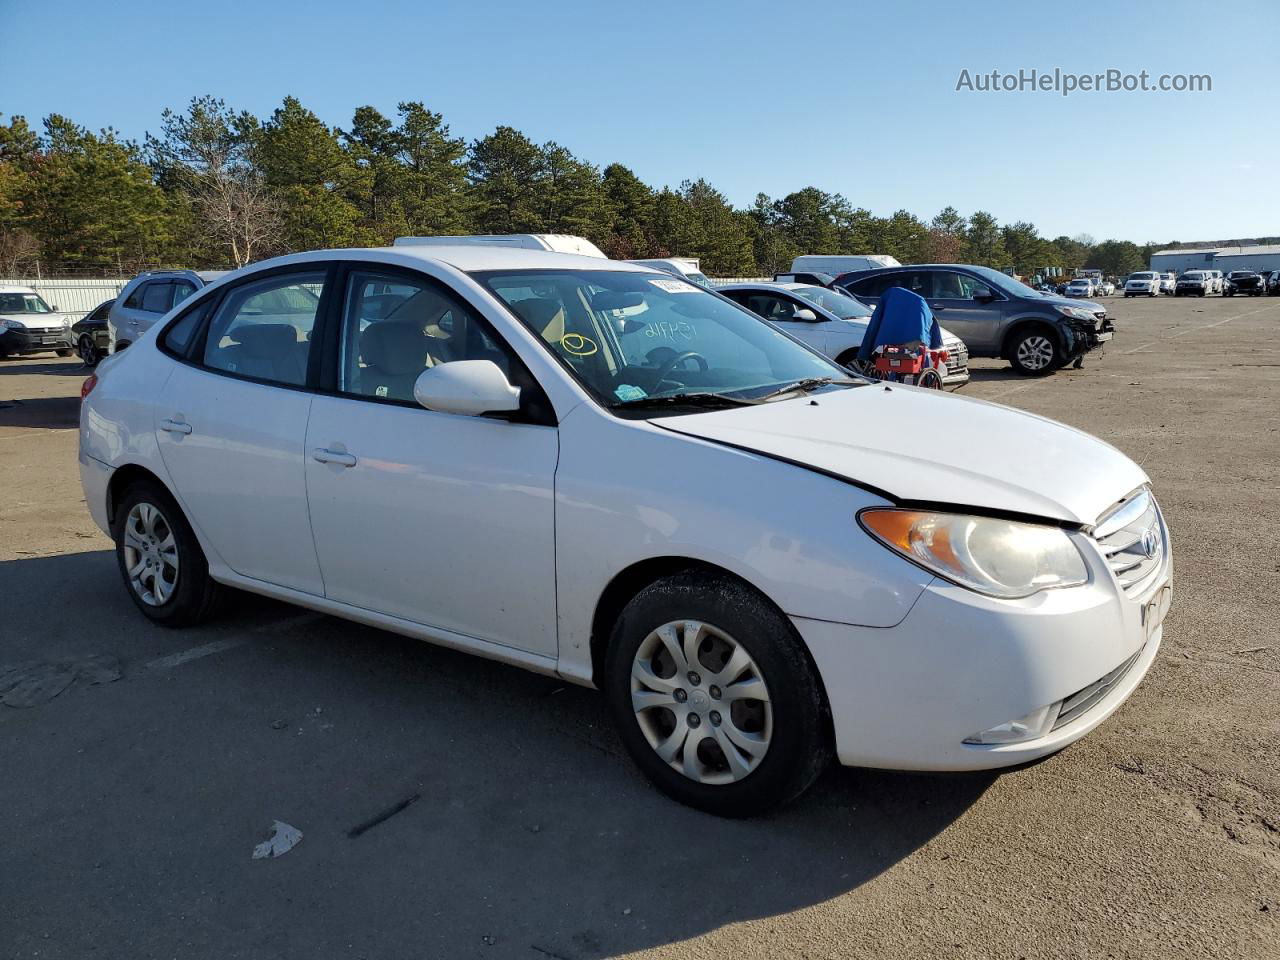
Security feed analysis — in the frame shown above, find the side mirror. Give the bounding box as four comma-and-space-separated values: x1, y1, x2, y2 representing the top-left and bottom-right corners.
972, 289, 995, 303
793, 308, 819, 321
413, 360, 521, 417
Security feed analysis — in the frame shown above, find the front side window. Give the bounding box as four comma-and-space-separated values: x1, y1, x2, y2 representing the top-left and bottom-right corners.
340, 270, 517, 403
476, 269, 843, 412
931, 272, 992, 299
201, 272, 325, 386
732, 292, 814, 322
792, 286, 871, 319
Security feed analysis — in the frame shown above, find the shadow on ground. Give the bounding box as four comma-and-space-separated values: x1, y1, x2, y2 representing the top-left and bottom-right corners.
0, 395, 81, 429
2, 551, 994, 959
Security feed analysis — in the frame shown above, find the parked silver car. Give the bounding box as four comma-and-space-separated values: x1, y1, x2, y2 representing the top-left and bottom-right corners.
108, 269, 226, 353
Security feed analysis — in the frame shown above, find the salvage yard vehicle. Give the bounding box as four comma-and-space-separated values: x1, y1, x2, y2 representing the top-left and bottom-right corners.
79, 243, 1171, 816
1158, 272, 1176, 295
717, 280, 970, 387
0, 286, 75, 358
625, 257, 714, 288
1124, 271, 1160, 297
1064, 278, 1095, 298
1224, 270, 1266, 296
71, 299, 115, 365
836, 264, 1114, 375
1174, 271, 1211, 297
108, 269, 227, 353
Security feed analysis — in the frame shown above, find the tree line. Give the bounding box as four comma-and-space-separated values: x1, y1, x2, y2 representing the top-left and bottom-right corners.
1, 95, 1163, 279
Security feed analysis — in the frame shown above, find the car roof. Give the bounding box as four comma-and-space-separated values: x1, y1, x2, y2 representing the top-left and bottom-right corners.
231, 245, 663, 276
717, 281, 817, 293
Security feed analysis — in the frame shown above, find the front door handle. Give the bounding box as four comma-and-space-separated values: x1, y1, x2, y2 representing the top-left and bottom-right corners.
930, 304, 948, 310
312, 448, 357, 468
160, 418, 192, 435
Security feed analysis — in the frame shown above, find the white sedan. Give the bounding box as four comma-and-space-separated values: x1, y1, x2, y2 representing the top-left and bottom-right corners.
717, 281, 970, 388
79, 243, 1171, 816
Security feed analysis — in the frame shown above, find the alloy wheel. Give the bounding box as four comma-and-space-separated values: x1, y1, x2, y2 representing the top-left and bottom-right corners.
122, 502, 179, 606
1016, 335, 1055, 371
630, 619, 772, 785
78, 336, 97, 366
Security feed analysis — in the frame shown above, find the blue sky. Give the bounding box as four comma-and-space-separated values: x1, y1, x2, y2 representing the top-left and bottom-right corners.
4, 0, 1274, 243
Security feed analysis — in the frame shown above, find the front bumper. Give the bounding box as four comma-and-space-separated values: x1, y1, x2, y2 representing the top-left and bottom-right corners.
795, 530, 1170, 771
0, 327, 73, 354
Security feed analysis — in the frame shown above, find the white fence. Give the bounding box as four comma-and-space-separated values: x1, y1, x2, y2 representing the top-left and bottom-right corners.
1, 277, 128, 316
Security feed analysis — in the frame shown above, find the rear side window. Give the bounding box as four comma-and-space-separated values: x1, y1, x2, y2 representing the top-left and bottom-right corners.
172, 281, 197, 306
201, 272, 326, 387
140, 282, 173, 313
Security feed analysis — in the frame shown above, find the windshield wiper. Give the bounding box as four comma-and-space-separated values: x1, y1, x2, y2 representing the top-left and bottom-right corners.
611, 391, 762, 410
754, 376, 864, 402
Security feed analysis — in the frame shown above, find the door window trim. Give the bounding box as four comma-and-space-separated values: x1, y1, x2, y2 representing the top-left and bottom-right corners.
156, 262, 339, 395
320, 261, 557, 427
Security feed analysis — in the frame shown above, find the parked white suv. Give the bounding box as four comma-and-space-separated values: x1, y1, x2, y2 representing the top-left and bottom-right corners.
1124, 272, 1160, 297
80, 244, 1171, 815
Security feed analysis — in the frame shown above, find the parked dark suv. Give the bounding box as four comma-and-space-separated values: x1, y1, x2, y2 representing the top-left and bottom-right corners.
836, 264, 1115, 375
1224, 271, 1266, 297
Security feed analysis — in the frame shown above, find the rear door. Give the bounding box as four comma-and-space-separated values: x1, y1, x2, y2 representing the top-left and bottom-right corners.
155, 266, 332, 595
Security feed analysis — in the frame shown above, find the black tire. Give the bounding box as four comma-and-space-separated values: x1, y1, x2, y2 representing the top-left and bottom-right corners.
603, 571, 831, 817
1007, 326, 1062, 376
77, 335, 99, 366
1225, 291, 1234, 297
56, 348, 73, 357
111, 479, 221, 627
837, 350, 877, 380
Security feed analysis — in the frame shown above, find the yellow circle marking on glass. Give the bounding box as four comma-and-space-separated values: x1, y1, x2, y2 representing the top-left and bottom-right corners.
561, 333, 598, 357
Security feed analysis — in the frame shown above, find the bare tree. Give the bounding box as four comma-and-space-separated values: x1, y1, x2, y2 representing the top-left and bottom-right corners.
0, 229, 40, 277
147, 96, 282, 267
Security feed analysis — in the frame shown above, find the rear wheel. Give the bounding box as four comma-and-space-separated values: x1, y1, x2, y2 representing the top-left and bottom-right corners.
916, 368, 944, 389
77, 335, 99, 366
604, 571, 830, 816
112, 480, 221, 627
1008, 327, 1061, 376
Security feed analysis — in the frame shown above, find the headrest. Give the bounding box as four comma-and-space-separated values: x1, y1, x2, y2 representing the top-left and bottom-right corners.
231, 324, 299, 355
509, 298, 563, 333
361, 321, 429, 376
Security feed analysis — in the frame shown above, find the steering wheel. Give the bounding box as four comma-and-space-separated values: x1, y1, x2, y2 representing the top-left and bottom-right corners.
652, 351, 708, 388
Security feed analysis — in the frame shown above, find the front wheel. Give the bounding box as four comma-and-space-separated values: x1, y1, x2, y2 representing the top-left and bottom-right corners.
112, 480, 221, 627
1008, 328, 1061, 376
604, 571, 830, 816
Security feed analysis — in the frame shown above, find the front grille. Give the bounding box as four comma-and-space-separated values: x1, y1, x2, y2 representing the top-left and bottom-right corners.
1051, 646, 1144, 730
1091, 488, 1166, 595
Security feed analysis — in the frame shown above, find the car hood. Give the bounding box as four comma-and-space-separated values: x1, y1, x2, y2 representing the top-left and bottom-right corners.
653, 386, 1146, 524
1040, 294, 1104, 314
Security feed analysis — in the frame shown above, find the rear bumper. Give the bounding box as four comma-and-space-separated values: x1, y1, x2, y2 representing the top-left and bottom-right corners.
0, 328, 73, 354
78, 449, 114, 537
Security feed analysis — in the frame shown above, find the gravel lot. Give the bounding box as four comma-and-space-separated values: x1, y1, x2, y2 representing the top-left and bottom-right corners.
2, 294, 1277, 959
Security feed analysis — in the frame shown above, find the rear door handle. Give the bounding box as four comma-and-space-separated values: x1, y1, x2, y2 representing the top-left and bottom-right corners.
160, 418, 192, 435
930, 304, 947, 310
312, 448, 357, 468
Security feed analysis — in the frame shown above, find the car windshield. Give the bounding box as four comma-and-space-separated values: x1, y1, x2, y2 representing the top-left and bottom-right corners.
792, 286, 872, 319
475, 269, 849, 413
1131, 273, 1156, 280
0, 293, 53, 314
1183, 273, 1204, 280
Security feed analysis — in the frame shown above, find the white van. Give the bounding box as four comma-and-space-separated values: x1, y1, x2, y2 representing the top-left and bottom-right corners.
625, 257, 713, 288
394, 234, 607, 258
790, 254, 901, 277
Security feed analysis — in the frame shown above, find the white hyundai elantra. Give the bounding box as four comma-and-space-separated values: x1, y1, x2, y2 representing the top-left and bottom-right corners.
79, 243, 1172, 816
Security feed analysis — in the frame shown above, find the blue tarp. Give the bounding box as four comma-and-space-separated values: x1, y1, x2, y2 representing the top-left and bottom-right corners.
856, 286, 943, 363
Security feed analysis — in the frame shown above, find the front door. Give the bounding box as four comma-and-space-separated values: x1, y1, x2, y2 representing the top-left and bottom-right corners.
925, 271, 1006, 353
303, 267, 559, 656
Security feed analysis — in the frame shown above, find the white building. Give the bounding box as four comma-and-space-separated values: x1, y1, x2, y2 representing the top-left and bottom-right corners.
1151, 244, 1280, 275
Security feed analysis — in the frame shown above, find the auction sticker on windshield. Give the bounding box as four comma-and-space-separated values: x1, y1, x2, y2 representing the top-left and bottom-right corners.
648, 278, 697, 293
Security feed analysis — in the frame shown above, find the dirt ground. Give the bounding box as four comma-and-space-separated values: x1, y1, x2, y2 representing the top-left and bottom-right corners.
1, 293, 1277, 959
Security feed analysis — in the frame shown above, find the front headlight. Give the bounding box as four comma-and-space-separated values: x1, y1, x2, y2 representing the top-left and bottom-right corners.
0, 319, 24, 332
859, 509, 1089, 599
1054, 304, 1095, 321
